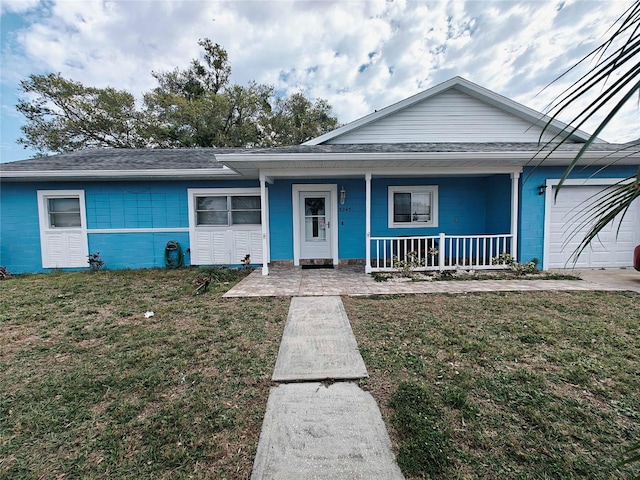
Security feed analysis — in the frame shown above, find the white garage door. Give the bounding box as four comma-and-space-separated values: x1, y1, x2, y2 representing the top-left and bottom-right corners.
547, 185, 640, 268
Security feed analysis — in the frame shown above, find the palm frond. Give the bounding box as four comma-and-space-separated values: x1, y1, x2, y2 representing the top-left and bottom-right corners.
535, 1, 640, 256
563, 171, 640, 265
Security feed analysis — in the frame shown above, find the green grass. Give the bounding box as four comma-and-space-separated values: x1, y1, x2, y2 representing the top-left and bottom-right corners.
3, 271, 639, 479
345, 291, 640, 479
1, 268, 289, 479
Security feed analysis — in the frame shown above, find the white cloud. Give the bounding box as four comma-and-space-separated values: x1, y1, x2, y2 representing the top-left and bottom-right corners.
0, 0, 39, 15
0, 0, 636, 153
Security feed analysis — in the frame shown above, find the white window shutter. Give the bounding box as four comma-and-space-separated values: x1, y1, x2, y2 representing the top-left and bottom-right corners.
67, 233, 89, 267
194, 232, 213, 265
250, 231, 263, 263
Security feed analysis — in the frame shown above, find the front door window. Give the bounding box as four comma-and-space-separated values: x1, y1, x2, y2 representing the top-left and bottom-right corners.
304, 197, 327, 241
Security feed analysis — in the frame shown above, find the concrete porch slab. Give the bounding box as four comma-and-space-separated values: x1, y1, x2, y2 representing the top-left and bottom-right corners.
251, 382, 404, 480
272, 296, 368, 382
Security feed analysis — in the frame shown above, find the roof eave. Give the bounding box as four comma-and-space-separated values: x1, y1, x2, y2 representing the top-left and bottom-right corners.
0, 167, 240, 182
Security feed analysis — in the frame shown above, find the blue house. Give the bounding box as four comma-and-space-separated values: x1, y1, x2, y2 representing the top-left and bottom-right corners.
2, 77, 639, 274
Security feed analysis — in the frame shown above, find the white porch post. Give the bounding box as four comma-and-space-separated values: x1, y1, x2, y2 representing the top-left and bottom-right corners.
510, 171, 520, 262
260, 173, 269, 276
365, 173, 372, 273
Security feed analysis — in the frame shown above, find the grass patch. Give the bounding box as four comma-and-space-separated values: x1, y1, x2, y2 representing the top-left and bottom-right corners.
1, 268, 288, 479
345, 291, 640, 479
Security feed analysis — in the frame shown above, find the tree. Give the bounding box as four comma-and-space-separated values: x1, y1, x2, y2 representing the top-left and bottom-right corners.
17, 73, 146, 155
261, 93, 339, 146
539, 1, 640, 261
17, 39, 339, 154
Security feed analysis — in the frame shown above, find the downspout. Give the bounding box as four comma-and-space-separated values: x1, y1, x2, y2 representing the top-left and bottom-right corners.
510, 171, 521, 262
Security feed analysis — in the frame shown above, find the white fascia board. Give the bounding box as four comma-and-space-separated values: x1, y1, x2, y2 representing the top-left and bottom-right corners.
0, 167, 240, 181
260, 166, 523, 178
219, 150, 638, 164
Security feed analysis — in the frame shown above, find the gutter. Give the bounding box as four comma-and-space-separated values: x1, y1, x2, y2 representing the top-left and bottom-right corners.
0, 167, 240, 182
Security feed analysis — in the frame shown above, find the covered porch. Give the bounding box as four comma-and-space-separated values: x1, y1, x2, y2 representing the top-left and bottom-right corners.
217, 147, 523, 276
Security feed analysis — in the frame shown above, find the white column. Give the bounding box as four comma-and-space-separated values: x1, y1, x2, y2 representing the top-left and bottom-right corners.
510, 171, 520, 262
365, 173, 372, 273
260, 174, 269, 276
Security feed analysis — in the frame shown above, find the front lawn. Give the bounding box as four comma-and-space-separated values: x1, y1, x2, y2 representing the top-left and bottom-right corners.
345, 292, 640, 479
0, 268, 289, 479
3, 270, 638, 479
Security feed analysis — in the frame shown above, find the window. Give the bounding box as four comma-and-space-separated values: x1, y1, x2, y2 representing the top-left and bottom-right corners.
48, 197, 82, 228
388, 186, 438, 228
195, 195, 261, 226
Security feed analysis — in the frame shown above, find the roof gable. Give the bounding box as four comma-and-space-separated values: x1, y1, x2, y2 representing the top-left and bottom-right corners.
304, 77, 596, 145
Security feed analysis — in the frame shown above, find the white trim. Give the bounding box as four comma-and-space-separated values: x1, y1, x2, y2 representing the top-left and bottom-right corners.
255, 166, 525, 177
37, 189, 88, 268
259, 174, 270, 275
387, 185, 439, 229
292, 184, 339, 266
542, 177, 632, 270
1, 167, 238, 181
365, 173, 372, 274
87, 228, 189, 234
510, 172, 520, 261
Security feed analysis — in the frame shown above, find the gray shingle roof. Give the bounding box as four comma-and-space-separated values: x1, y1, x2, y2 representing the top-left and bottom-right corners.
1, 142, 636, 173
1, 148, 225, 171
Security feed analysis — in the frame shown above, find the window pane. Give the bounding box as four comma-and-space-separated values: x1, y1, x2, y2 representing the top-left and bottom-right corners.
231, 196, 260, 210
231, 211, 261, 225
197, 211, 228, 225
412, 193, 431, 222
393, 192, 411, 223
196, 196, 227, 211
49, 198, 80, 213
305, 197, 325, 216
48, 198, 81, 227
305, 217, 326, 240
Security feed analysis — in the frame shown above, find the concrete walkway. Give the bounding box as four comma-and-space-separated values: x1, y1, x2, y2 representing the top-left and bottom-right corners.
251, 296, 404, 480
272, 297, 368, 382
224, 265, 638, 297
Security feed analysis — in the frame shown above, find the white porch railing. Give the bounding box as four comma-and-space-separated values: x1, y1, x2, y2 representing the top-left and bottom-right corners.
369, 233, 514, 272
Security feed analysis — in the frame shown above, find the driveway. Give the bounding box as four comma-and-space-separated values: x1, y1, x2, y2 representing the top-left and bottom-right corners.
565, 267, 640, 293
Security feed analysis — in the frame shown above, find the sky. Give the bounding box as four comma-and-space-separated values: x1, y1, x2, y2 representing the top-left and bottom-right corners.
1, 0, 637, 163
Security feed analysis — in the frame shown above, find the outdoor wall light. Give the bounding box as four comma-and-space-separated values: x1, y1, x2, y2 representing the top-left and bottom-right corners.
340, 185, 347, 205
538, 184, 547, 196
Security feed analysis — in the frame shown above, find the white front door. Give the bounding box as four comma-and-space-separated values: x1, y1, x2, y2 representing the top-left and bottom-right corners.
292, 184, 338, 265
300, 191, 332, 259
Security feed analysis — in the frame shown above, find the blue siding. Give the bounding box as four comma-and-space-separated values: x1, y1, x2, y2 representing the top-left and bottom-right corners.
337, 178, 366, 259
519, 165, 638, 266
0, 179, 257, 273
88, 232, 191, 269
268, 181, 294, 261
371, 177, 509, 237
0, 184, 42, 273
485, 175, 512, 234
